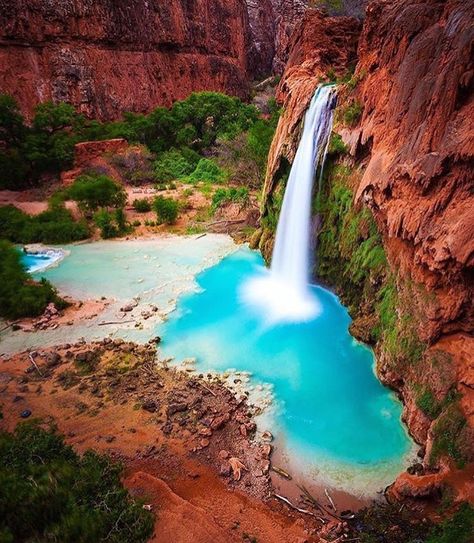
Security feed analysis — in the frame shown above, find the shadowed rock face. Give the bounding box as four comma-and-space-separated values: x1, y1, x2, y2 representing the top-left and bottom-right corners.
0, 0, 253, 119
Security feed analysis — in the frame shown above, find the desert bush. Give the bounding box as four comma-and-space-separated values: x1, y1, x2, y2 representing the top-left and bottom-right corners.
132, 198, 152, 213
0, 422, 154, 542
153, 196, 179, 224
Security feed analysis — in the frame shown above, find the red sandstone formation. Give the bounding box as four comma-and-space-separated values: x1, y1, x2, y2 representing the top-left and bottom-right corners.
261, 0, 474, 490
0, 0, 253, 120
352, 0, 474, 472
262, 9, 361, 200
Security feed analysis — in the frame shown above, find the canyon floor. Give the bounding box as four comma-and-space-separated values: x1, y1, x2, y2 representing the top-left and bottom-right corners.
0, 340, 359, 543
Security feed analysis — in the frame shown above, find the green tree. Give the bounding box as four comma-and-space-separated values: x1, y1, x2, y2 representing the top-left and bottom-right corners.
0, 422, 153, 542
67, 174, 126, 213
0, 240, 65, 319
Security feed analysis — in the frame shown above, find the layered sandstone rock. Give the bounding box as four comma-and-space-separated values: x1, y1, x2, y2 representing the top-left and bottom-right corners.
0, 0, 253, 120
260, 0, 474, 485
354, 0, 474, 343
262, 9, 361, 202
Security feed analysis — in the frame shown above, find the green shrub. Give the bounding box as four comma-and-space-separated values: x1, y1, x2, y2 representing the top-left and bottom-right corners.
211, 187, 249, 210
132, 198, 152, 213
186, 158, 227, 184
426, 503, 474, 543
343, 101, 363, 126
0, 422, 153, 542
153, 196, 179, 224
0, 204, 89, 244
0, 240, 65, 319
153, 148, 198, 182
93, 206, 128, 238
67, 174, 126, 213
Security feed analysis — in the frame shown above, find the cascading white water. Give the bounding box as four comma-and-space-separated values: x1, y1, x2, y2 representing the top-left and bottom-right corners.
271, 84, 336, 291
242, 84, 336, 323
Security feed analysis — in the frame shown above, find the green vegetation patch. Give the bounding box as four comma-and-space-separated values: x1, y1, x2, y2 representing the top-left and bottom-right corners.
0, 204, 89, 245
0, 422, 153, 542
153, 196, 179, 224
186, 158, 227, 184
211, 187, 249, 211
430, 403, 467, 468
67, 174, 126, 213
132, 198, 152, 213
0, 240, 66, 320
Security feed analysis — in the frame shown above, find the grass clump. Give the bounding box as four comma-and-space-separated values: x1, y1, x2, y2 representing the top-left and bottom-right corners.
211, 187, 249, 211
0, 422, 153, 542
153, 196, 179, 224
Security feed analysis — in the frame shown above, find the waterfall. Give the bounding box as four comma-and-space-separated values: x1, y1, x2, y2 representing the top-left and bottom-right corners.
271, 84, 336, 291
242, 85, 336, 323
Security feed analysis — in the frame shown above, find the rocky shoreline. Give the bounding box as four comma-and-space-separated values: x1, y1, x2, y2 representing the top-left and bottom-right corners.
1, 337, 390, 542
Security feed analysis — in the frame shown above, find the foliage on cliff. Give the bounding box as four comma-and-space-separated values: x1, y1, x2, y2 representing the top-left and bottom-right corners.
0, 91, 273, 191
0, 422, 153, 542
0, 241, 67, 319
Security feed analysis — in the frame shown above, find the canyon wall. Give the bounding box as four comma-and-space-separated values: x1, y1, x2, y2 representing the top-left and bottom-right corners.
0, 0, 253, 120
259, 0, 474, 492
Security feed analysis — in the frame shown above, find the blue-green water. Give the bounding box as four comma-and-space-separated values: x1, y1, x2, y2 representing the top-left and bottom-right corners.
17, 240, 413, 493
21, 250, 64, 273
159, 247, 413, 493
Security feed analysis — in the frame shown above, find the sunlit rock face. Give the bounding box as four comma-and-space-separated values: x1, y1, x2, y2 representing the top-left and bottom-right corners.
0, 0, 254, 120
262, 10, 361, 202
355, 0, 474, 338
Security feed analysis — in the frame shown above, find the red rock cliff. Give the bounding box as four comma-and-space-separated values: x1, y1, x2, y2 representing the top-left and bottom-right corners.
0, 0, 253, 120
353, 0, 474, 481
260, 0, 474, 488
262, 9, 361, 202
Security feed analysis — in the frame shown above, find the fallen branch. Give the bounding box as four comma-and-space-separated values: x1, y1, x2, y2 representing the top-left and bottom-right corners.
28, 352, 43, 377
297, 484, 342, 521
271, 466, 292, 480
273, 493, 325, 523
0, 323, 13, 333
324, 488, 337, 512
98, 320, 134, 326
198, 381, 217, 397
195, 233, 207, 240
207, 219, 246, 226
